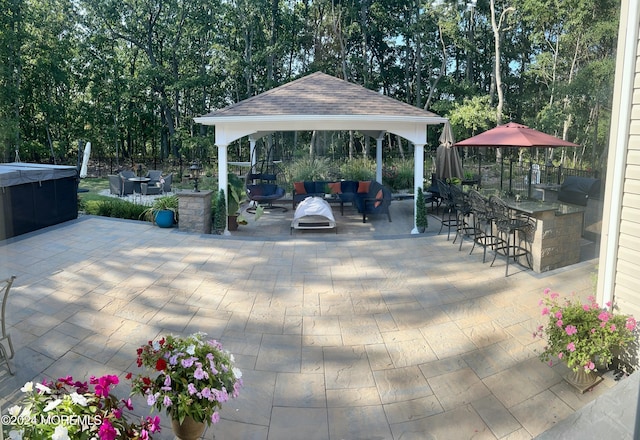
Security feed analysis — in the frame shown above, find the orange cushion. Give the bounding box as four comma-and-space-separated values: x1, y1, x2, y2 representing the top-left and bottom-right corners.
374, 189, 383, 207
328, 182, 342, 194
357, 181, 371, 193
294, 181, 306, 194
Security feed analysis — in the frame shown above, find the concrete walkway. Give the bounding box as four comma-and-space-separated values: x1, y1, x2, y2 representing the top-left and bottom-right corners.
0, 200, 631, 439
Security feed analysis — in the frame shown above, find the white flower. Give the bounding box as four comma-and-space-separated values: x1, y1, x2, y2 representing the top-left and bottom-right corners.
152, 340, 161, 350
232, 367, 243, 379
8, 430, 23, 440
35, 383, 51, 394
43, 398, 62, 412
186, 344, 196, 355
8, 405, 21, 416
70, 392, 88, 407
51, 425, 70, 440
20, 382, 33, 393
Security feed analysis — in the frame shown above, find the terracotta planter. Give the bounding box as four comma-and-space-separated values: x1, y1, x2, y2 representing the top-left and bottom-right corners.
171, 416, 206, 440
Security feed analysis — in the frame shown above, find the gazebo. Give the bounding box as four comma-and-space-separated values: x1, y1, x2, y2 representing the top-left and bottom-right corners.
194, 71, 448, 233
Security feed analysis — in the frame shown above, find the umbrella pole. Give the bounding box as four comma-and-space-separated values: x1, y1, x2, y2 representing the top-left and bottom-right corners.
509, 160, 513, 195
478, 148, 481, 185
500, 155, 504, 192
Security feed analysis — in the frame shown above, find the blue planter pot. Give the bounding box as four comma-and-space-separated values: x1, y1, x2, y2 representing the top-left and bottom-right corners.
155, 210, 175, 228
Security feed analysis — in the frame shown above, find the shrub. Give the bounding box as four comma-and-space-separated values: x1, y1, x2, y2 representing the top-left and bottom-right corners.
213, 189, 227, 234
339, 158, 375, 181
89, 199, 148, 220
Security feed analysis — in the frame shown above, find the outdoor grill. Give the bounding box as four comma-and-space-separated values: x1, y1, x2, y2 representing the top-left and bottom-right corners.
557, 176, 601, 206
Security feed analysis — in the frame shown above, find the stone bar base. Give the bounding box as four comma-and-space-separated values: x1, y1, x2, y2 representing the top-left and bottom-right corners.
178, 190, 213, 234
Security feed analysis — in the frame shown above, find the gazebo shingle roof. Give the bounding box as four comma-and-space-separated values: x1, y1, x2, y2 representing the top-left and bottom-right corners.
202, 72, 440, 118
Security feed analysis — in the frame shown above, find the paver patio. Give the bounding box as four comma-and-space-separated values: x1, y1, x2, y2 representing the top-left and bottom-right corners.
0, 199, 625, 439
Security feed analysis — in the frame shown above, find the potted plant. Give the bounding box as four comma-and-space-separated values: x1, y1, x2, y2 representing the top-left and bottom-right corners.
212, 189, 227, 234
415, 187, 428, 233
140, 195, 178, 228
128, 333, 242, 440
534, 289, 637, 391
3, 375, 161, 439
227, 173, 247, 231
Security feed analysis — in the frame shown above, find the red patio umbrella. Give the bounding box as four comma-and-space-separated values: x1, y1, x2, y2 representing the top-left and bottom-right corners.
453, 122, 579, 148
453, 122, 579, 192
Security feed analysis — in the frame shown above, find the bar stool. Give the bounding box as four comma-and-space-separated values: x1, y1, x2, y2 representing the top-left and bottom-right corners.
436, 179, 458, 240
489, 196, 534, 276
450, 184, 476, 251
467, 190, 497, 263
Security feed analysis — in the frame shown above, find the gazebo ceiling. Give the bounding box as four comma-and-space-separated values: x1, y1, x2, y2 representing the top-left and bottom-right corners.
194, 72, 447, 146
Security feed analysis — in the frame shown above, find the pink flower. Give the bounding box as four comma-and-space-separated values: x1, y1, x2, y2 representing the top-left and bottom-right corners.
585, 361, 595, 371
543, 288, 551, 295
556, 319, 564, 328
567, 342, 576, 352
582, 304, 591, 311
558, 352, 564, 359
211, 411, 220, 424
99, 419, 118, 440
541, 307, 550, 316
610, 324, 617, 332
598, 311, 610, 322
565, 325, 577, 336
606, 301, 612, 308
91, 374, 119, 398
149, 416, 161, 432
554, 311, 563, 319
550, 292, 559, 300
626, 317, 637, 331
591, 328, 596, 334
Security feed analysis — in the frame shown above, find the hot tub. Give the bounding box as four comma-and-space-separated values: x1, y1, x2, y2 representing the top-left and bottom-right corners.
0, 162, 78, 239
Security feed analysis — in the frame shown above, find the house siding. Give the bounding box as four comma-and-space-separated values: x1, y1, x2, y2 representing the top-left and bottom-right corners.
616, 36, 640, 316
598, 1, 640, 369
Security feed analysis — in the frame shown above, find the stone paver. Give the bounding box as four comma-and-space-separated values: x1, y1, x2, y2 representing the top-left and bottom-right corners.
0, 200, 628, 439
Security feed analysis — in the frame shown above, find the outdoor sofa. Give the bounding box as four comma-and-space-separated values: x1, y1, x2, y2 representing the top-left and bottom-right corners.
293, 180, 392, 223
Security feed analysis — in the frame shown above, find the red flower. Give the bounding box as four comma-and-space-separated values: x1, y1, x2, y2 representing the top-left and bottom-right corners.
156, 358, 167, 371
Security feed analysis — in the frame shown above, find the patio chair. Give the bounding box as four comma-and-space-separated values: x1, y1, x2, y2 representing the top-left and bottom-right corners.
0, 275, 16, 374
246, 183, 287, 212
450, 184, 475, 251
489, 196, 534, 277
467, 190, 497, 263
118, 171, 136, 195
436, 179, 458, 240
108, 174, 123, 196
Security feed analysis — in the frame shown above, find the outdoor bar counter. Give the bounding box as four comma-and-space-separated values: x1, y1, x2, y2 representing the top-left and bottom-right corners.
505, 199, 585, 273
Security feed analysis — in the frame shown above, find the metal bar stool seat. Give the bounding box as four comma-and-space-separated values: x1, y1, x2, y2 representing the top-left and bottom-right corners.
436, 179, 458, 240
467, 190, 498, 262
450, 184, 477, 251
489, 197, 534, 276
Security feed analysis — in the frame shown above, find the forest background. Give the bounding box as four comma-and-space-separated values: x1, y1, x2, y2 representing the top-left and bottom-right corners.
0, 0, 619, 177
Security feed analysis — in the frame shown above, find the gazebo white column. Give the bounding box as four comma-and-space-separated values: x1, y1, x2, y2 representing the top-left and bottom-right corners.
412, 143, 425, 234
217, 144, 229, 229
376, 134, 384, 183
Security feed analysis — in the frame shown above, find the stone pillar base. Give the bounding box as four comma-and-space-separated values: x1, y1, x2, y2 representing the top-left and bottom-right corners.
177, 190, 213, 234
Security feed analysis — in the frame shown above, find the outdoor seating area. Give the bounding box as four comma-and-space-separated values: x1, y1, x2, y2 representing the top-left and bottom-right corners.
433, 180, 584, 276
108, 170, 173, 197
